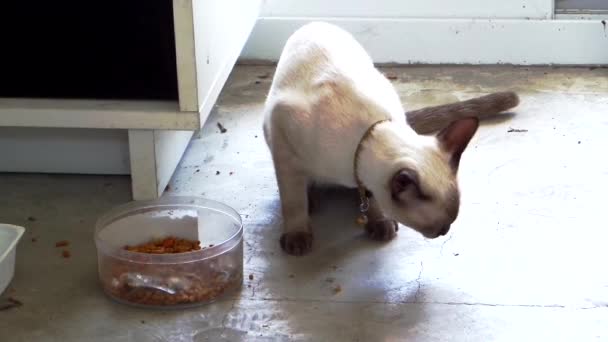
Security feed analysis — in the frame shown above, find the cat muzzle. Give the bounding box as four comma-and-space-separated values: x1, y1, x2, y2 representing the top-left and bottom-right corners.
437, 224, 451, 237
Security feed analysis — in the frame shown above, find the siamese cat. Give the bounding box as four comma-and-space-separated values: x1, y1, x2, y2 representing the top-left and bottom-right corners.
263, 22, 519, 255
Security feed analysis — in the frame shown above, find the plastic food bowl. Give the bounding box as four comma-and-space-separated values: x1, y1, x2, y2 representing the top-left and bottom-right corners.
0, 224, 25, 295
94, 196, 243, 309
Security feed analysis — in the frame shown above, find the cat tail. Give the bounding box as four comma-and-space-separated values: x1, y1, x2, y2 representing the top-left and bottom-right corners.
405, 91, 519, 134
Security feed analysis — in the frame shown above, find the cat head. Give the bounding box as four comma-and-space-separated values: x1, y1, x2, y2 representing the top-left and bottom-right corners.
371, 117, 479, 238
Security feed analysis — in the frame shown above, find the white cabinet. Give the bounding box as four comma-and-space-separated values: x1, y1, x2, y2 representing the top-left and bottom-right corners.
0, 0, 260, 200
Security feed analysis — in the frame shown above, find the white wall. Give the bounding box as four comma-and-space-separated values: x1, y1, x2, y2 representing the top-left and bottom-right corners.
261, 0, 552, 19
242, 0, 608, 65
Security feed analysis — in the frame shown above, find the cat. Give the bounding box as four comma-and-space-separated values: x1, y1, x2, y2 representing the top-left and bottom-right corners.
263, 22, 519, 256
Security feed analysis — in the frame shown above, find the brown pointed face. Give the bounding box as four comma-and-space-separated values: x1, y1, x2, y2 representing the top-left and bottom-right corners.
384, 117, 479, 238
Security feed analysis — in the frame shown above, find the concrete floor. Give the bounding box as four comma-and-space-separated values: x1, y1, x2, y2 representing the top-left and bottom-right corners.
1, 65, 607, 341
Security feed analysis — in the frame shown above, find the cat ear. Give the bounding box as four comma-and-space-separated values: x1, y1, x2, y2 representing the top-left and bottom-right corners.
436, 117, 479, 171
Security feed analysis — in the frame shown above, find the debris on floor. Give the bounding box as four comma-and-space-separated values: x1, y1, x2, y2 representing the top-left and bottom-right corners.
55, 240, 69, 248
217, 122, 228, 134
332, 285, 342, 295
383, 72, 398, 80
0, 297, 23, 311
507, 127, 528, 133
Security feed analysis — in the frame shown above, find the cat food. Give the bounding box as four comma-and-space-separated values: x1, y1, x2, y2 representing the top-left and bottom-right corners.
101, 256, 241, 306
124, 237, 202, 254
97, 236, 241, 306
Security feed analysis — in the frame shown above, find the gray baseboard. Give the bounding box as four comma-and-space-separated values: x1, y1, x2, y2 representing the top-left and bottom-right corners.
0, 128, 130, 175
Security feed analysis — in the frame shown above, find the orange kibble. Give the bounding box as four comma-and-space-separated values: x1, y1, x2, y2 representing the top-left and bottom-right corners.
55, 240, 69, 248
123, 236, 202, 254
333, 285, 342, 294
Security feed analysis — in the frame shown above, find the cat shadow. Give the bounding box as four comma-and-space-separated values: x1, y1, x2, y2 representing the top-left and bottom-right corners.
478, 111, 517, 127
281, 186, 421, 283
252, 188, 428, 302
308, 185, 376, 249
263, 187, 429, 339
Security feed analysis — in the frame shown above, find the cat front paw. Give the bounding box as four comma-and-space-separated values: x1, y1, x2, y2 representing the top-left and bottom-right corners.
280, 231, 313, 256
365, 219, 399, 241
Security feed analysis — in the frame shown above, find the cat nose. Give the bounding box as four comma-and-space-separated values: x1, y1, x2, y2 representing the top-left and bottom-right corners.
437, 225, 451, 236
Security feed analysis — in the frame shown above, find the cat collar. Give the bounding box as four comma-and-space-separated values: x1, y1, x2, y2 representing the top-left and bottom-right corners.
353, 119, 391, 225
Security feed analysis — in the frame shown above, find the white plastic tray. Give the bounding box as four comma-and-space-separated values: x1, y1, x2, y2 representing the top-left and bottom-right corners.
0, 224, 25, 295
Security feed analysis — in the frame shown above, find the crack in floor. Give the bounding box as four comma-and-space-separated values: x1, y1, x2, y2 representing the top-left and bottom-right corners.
238, 297, 605, 310
439, 233, 453, 256
219, 300, 237, 338
414, 261, 424, 302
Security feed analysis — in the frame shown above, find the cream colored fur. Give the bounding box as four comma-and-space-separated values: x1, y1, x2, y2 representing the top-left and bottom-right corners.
263, 22, 479, 255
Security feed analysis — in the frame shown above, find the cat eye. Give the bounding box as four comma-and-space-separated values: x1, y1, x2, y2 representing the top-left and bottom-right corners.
391, 169, 419, 200
395, 173, 412, 188
416, 190, 431, 201
391, 169, 431, 202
